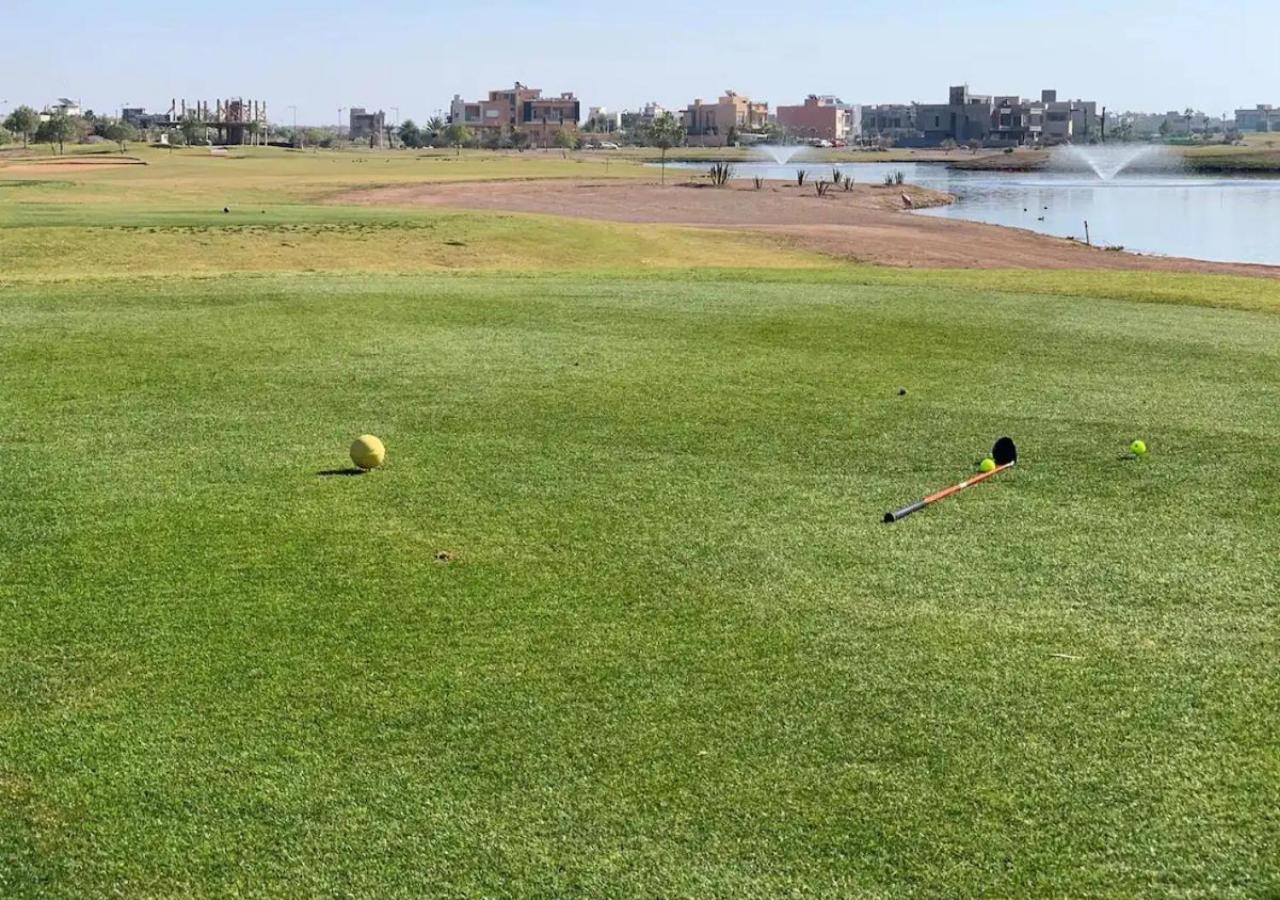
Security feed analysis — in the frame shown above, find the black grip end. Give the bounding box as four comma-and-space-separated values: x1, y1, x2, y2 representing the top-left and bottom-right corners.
884, 500, 928, 523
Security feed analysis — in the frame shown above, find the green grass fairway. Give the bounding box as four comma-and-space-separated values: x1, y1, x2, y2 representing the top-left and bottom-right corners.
3, 271, 1279, 897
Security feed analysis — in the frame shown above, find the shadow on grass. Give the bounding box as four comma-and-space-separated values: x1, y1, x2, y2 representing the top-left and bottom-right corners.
317, 467, 366, 477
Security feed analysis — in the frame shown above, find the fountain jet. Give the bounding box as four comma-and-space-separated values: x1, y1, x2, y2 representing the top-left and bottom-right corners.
1053, 144, 1173, 180
756, 144, 808, 165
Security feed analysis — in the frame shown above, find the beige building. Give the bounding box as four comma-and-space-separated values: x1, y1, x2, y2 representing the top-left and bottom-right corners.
776, 95, 861, 144
682, 91, 768, 146
449, 82, 580, 145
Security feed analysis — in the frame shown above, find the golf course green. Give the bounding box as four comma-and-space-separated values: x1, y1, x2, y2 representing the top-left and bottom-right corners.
2, 147, 1278, 897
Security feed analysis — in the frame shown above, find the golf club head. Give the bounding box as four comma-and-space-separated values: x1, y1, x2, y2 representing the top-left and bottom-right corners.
992, 436, 1018, 466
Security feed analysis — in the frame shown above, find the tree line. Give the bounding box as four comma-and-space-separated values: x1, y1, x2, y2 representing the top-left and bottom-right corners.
3, 105, 141, 154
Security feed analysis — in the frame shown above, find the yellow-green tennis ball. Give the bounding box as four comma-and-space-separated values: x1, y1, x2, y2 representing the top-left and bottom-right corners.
1130, 439, 1147, 457
350, 434, 386, 470
979, 458, 996, 473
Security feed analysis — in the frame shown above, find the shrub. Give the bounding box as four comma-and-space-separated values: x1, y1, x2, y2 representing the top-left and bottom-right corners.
708, 162, 734, 186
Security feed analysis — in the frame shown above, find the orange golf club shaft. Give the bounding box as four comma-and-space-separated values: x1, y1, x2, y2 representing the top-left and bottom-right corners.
883, 443, 1017, 524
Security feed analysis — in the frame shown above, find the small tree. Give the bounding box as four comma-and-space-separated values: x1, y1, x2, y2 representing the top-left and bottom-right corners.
442, 123, 472, 156
38, 113, 77, 154
399, 119, 422, 149
102, 120, 137, 153
4, 105, 40, 149
181, 115, 205, 146
424, 116, 444, 143
647, 112, 684, 184
553, 128, 578, 154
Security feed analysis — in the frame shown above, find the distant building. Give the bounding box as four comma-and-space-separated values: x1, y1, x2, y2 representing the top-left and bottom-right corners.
776, 95, 861, 144
905, 85, 1099, 147
988, 95, 1045, 146
121, 106, 175, 132
47, 97, 81, 117
38, 97, 82, 122
916, 85, 994, 145
585, 106, 622, 132
682, 91, 768, 146
1040, 91, 1100, 143
860, 104, 918, 144
172, 98, 268, 145
349, 108, 387, 147
449, 82, 580, 146
1236, 104, 1280, 132
620, 102, 667, 135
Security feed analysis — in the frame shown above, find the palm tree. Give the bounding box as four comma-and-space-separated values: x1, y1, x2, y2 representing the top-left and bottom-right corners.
425, 116, 445, 143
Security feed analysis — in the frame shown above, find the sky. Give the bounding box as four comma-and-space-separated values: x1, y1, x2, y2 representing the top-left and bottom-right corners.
3, 0, 1276, 125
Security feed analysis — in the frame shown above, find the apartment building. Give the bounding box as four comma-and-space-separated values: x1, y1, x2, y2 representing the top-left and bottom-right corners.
1236, 104, 1280, 132
776, 95, 861, 144
988, 95, 1045, 146
860, 104, 918, 143
449, 82, 580, 145
1040, 91, 1100, 143
917, 85, 994, 145
911, 85, 1098, 147
682, 91, 768, 146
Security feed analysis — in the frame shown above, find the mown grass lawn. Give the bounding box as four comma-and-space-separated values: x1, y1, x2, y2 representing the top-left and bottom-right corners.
3, 271, 1278, 898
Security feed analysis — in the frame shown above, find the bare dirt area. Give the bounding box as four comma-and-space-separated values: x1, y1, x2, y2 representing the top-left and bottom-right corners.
337, 178, 1280, 278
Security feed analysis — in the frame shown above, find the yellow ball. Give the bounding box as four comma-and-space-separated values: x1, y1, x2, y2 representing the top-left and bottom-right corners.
1130, 439, 1147, 456
350, 434, 386, 470
979, 457, 996, 473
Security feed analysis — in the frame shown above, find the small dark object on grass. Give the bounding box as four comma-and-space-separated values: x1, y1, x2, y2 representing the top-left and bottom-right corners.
318, 467, 365, 477
223, 207, 230, 213
435, 550, 455, 563
898, 387, 907, 396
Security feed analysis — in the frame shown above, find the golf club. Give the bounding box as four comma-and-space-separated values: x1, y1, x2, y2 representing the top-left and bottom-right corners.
883, 437, 1018, 523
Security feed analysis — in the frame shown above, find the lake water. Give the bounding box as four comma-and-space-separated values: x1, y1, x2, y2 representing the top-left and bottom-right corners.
662, 160, 1280, 266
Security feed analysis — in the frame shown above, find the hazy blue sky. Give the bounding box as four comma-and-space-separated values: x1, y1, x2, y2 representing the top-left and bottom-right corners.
3, 0, 1276, 124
